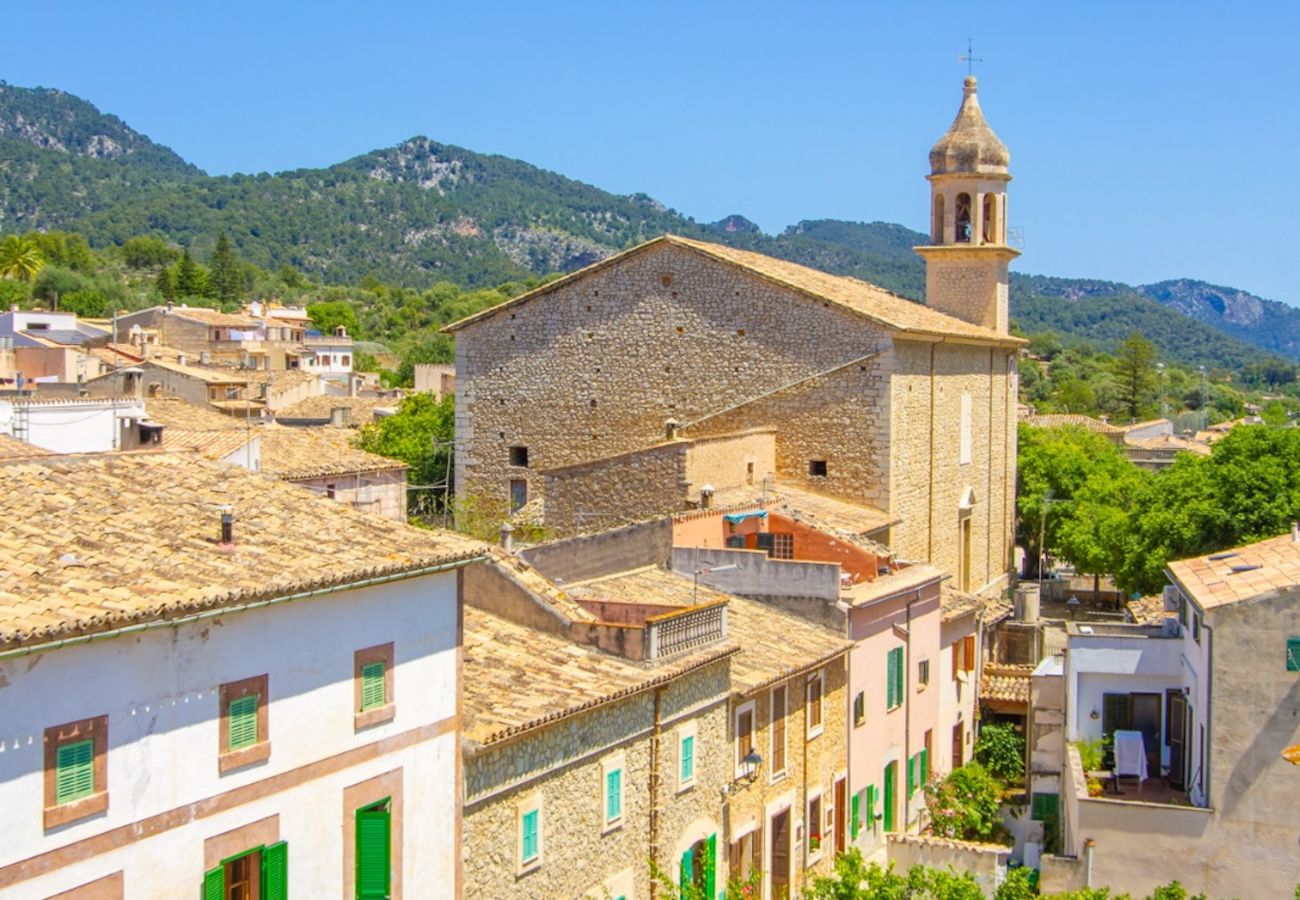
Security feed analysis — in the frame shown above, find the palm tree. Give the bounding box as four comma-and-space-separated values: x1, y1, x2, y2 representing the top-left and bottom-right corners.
0, 235, 45, 282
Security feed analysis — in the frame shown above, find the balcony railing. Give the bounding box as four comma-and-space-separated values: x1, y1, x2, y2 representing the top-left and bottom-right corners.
646, 600, 727, 660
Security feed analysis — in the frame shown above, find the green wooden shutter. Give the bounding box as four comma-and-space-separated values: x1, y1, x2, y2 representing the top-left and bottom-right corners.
360, 662, 386, 710
883, 763, 896, 832
680, 846, 693, 886
203, 865, 224, 900
704, 833, 717, 898
850, 791, 860, 839
1288, 637, 1300, 672
906, 755, 915, 796
895, 648, 905, 706
886, 650, 896, 709
520, 808, 539, 862
55, 739, 95, 804
357, 805, 392, 898
681, 735, 695, 781
261, 840, 288, 900
866, 785, 876, 829
606, 768, 622, 821
229, 694, 259, 749
921, 747, 929, 785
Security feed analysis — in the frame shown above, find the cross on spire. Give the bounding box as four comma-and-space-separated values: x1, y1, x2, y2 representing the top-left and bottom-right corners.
959, 38, 983, 76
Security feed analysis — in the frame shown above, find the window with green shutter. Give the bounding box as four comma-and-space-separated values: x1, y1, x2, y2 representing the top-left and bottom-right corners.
866, 784, 876, 830
202, 842, 288, 900
520, 808, 540, 864
357, 801, 393, 897
681, 734, 695, 782
906, 754, 915, 796
1031, 792, 1060, 822
887, 647, 905, 710
1288, 637, 1300, 672
360, 662, 386, 711
55, 739, 94, 805
850, 791, 860, 839
921, 747, 929, 785
262, 841, 288, 900
606, 768, 622, 823
228, 694, 259, 749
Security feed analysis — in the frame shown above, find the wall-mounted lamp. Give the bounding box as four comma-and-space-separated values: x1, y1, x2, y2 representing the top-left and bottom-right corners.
1089, 709, 1100, 720
724, 749, 763, 796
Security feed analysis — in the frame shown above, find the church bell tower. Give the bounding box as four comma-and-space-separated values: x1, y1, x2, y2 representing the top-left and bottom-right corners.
914, 76, 1018, 334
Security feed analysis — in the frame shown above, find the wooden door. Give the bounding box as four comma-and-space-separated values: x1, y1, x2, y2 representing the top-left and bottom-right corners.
1168, 691, 1187, 789
952, 722, 964, 770
1131, 693, 1162, 774
770, 808, 790, 898
833, 777, 847, 854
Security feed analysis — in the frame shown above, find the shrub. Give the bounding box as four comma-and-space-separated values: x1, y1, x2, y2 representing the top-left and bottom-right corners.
974, 722, 1025, 784
1076, 738, 1105, 772
924, 763, 1004, 842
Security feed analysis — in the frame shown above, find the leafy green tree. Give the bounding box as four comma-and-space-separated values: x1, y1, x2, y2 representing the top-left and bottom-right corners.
354, 393, 453, 521
394, 332, 454, 387
1261, 399, 1288, 427
121, 235, 178, 268
0, 235, 45, 282
923, 763, 1004, 842
1112, 331, 1159, 421
156, 264, 177, 302
31, 266, 87, 308
1056, 461, 1149, 594
27, 231, 95, 272
207, 233, 243, 304
973, 723, 1025, 784
278, 264, 305, 288
307, 300, 360, 337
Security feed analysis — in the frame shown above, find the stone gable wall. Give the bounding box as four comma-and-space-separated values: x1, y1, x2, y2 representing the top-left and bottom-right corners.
543, 440, 688, 535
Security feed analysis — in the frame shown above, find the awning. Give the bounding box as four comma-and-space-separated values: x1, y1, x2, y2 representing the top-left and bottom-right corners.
722, 510, 768, 524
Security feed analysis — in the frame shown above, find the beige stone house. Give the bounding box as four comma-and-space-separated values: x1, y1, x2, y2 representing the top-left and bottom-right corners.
445, 76, 1023, 596
460, 549, 737, 899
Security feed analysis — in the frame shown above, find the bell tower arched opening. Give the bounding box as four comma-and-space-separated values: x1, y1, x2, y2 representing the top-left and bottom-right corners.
982, 193, 997, 244
955, 193, 972, 243
932, 194, 946, 244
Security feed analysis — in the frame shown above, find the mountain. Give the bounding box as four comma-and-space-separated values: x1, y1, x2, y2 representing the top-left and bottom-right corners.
0, 82, 1295, 367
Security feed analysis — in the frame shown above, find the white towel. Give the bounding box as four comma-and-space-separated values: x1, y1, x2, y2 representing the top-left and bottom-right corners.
1113, 729, 1148, 780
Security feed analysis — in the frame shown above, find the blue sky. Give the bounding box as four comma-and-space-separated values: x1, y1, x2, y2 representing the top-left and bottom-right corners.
7, 2, 1297, 303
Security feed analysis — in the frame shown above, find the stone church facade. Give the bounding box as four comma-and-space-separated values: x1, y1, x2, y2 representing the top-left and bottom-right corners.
447, 76, 1021, 596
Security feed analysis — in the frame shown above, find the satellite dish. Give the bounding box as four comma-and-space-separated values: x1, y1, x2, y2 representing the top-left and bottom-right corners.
1283, 745, 1300, 766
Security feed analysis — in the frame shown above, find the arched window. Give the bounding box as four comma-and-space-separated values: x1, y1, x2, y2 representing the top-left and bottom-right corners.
982, 193, 997, 244
933, 194, 945, 243
955, 193, 972, 243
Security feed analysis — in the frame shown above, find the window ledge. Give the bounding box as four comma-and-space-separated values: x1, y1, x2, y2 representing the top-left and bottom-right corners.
770, 770, 788, 786
44, 790, 108, 830
806, 848, 824, 868
517, 858, 542, 878
676, 780, 696, 795
219, 740, 271, 774
602, 818, 623, 836
354, 703, 396, 731
807, 725, 824, 740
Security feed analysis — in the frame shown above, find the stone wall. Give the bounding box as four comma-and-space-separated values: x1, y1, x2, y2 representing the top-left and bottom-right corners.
683, 429, 776, 501
291, 468, 407, 521
543, 440, 688, 536
454, 241, 893, 517
520, 518, 672, 583
888, 339, 1016, 595
887, 833, 1010, 896
723, 655, 851, 896
462, 658, 731, 899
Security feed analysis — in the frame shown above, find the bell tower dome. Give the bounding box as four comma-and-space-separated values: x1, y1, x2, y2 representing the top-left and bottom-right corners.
914, 76, 1019, 333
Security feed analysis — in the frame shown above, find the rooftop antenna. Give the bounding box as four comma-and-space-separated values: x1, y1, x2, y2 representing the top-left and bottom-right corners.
959, 38, 983, 76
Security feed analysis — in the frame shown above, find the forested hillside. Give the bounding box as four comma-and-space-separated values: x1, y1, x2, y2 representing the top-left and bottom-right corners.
2, 81, 1300, 367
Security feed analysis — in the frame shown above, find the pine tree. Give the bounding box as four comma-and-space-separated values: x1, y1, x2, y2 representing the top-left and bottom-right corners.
208, 232, 242, 304
156, 264, 176, 302
175, 248, 208, 298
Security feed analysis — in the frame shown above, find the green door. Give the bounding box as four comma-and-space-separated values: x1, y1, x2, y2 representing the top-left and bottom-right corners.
357, 800, 392, 899
704, 833, 716, 898
883, 762, 897, 832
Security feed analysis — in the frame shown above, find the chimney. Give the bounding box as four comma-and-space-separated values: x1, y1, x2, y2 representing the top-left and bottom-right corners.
330, 406, 352, 427
219, 505, 235, 545
336, 325, 347, 337
349, 375, 359, 398
500, 522, 515, 553
200, 351, 211, 365
700, 483, 715, 510
1292, 521, 1299, 543
165, 301, 174, 313
665, 419, 680, 441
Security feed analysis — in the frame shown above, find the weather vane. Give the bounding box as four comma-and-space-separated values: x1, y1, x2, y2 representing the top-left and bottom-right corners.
959, 38, 983, 76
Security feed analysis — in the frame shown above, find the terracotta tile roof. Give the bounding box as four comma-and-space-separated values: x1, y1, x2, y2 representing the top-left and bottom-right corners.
163, 429, 257, 462
146, 358, 249, 385
1168, 531, 1300, 610
275, 395, 398, 425
163, 306, 259, 328
940, 584, 983, 622
146, 398, 250, 431
1124, 434, 1210, 456
444, 235, 1024, 346
1024, 414, 1123, 436
0, 450, 487, 652
256, 425, 406, 480
0, 434, 51, 460
709, 482, 898, 538
482, 548, 597, 623
462, 603, 736, 746
979, 664, 1033, 705
1126, 594, 1167, 626
845, 563, 946, 607
564, 566, 850, 697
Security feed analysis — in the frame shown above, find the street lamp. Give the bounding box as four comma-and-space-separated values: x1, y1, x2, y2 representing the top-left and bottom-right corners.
693, 563, 739, 604
724, 749, 764, 795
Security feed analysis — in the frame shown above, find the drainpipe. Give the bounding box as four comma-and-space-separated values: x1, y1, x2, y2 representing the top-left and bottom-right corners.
649, 685, 664, 899
800, 688, 810, 896
904, 591, 917, 829
1084, 838, 1095, 887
